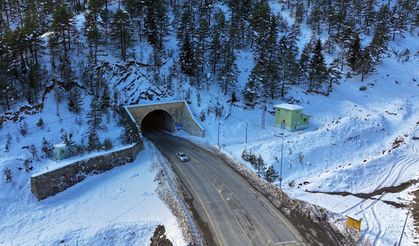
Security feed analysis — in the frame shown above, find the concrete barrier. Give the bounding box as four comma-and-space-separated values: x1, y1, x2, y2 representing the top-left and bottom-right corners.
31, 143, 143, 200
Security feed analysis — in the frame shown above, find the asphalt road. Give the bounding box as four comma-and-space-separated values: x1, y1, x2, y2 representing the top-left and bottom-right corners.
145, 130, 305, 246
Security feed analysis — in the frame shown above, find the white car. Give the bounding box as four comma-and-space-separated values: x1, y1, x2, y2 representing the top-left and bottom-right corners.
176, 152, 189, 162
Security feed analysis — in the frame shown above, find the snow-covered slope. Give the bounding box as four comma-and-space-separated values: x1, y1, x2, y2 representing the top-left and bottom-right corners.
1, 0, 418, 244
0, 141, 185, 245
177, 32, 418, 245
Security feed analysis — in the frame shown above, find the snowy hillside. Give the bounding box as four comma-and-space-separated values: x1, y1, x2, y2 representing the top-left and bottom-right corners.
1, 0, 418, 245
0, 141, 186, 245
180, 33, 419, 245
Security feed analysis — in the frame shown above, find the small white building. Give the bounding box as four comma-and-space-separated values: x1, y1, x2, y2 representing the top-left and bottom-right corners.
53, 143, 69, 161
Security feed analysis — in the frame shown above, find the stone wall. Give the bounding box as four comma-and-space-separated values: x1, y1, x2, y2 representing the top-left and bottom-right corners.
31, 143, 143, 200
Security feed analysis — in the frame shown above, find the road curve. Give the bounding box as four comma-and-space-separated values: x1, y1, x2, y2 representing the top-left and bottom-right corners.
145, 130, 305, 246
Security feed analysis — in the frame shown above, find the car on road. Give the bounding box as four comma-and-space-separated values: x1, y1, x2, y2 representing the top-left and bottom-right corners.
176, 152, 189, 162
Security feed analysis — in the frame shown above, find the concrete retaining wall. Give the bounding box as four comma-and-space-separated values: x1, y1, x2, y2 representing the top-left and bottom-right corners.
31, 143, 143, 200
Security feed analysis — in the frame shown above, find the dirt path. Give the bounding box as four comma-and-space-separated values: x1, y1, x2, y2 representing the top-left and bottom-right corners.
307, 179, 419, 208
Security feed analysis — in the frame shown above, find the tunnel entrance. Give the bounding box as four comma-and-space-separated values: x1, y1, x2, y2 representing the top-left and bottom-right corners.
141, 110, 175, 133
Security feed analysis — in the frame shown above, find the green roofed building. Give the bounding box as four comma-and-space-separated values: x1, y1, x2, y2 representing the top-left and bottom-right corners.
274, 104, 311, 131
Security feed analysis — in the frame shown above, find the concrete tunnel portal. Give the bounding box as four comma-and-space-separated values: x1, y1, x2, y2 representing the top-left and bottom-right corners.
141, 110, 175, 133
125, 100, 205, 138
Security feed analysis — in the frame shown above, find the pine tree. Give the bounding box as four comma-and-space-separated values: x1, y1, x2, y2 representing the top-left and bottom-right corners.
0, 76, 17, 111
193, 40, 204, 87
335, 2, 348, 37
60, 51, 74, 86
244, 64, 262, 103
308, 40, 329, 92
370, 4, 390, 63
347, 33, 362, 71
144, 0, 159, 47
251, 1, 272, 51
176, 2, 194, 40
254, 154, 266, 174
4, 133, 12, 152
52, 4, 74, 58
124, 0, 143, 20
219, 44, 238, 95
308, 4, 322, 34
359, 46, 374, 81
19, 121, 29, 136
110, 9, 132, 61
325, 2, 337, 35
278, 35, 300, 94
228, 0, 253, 47
262, 15, 280, 100
295, 2, 305, 24
264, 165, 279, 183
102, 138, 113, 150
87, 94, 103, 128
61, 133, 77, 157
327, 59, 343, 95
155, 0, 169, 49
362, 0, 376, 34
3, 168, 12, 183
1, 12, 44, 105
87, 128, 101, 151
42, 138, 53, 158
100, 0, 111, 42
391, 1, 408, 40
84, 9, 101, 64
68, 87, 83, 114
100, 84, 112, 112
197, 16, 210, 70
27, 63, 45, 104
29, 144, 38, 159
22, 7, 43, 68
299, 43, 312, 82
36, 118, 45, 129
180, 35, 194, 76
209, 11, 226, 74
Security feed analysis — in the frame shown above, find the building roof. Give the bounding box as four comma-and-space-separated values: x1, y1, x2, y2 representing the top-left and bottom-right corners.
274, 103, 303, 111
53, 143, 67, 148
346, 214, 362, 221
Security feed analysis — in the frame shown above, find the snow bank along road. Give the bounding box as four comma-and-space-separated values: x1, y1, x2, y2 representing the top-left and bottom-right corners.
145, 130, 305, 246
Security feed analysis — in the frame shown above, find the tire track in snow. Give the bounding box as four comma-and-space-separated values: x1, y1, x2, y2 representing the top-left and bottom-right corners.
341, 155, 417, 245
340, 155, 415, 214
371, 204, 384, 246
357, 200, 371, 245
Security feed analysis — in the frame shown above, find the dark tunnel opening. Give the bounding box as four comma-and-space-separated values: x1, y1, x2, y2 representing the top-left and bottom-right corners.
141, 110, 175, 133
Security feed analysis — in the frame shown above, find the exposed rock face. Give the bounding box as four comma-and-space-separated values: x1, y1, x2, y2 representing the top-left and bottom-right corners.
413, 189, 419, 239
150, 225, 173, 246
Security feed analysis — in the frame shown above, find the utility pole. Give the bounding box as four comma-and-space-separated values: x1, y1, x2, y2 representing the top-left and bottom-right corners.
279, 136, 284, 189
398, 211, 409, 246
217, 122, 221, 150
245, 122, 248, 144
261, 105, 266, 129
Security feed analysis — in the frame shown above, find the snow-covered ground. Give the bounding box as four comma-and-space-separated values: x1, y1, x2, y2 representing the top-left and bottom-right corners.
177, 32, 419, 245
1, 1, 417, 245
0, 141, 186, 245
